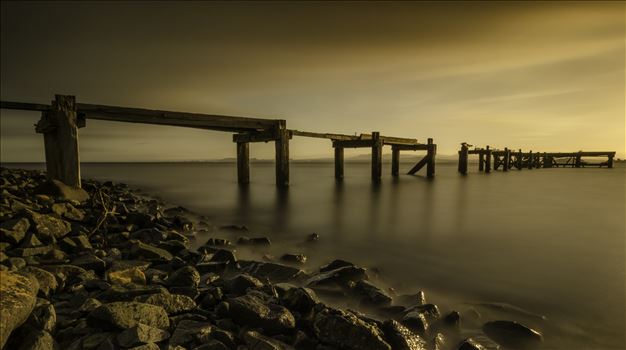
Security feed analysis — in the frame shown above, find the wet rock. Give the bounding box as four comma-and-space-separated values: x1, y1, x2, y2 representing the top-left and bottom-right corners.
306, 233, 319, 242
35, 179, 89, 202
88, 302, 170, 330
209, 249, 237, 264
313, 308, 391, 350
25, 210, 71, 242
136, 291, 196, 315
237, 236, 271, 246
401, 311, 429, 336
382, 319, 428, 350
107, 267, 147, 285
433, 333, 446, 350
239, 260, 305, 283
211, 328, 236, 349
228, 294, 296, 333
169, 319, 213, 348
130, 228, 167, 244
405, 303, 441, 322
319, 259, 354, 272
397, 291, 426, 307
482, 320, 543, 349
130, 241, 173, 262
243, 330, 294, 350
196, 261, 228, 274
27, 302, 57, 333
444, 311, 461, 328
0, 271, 39, 348
352, 280, 392, 307
166, 266, 200, 288
0, 217, 30, 244
280, 253, 307, 265
20, 266, 58, 297
72, 253, 106, 274
51, 202, 85, 221
17, 329, 58, 350
306, 265, 368, 289
125, 212, 155, 227
116, 323, 170, 348
457, 338, 486, 350
19, 232, 43, 248
224, 273, 264, 295
203, 238, 231, 247
280, 287, 319, 313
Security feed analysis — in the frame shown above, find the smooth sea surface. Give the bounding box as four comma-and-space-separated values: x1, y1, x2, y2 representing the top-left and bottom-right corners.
6, 161, 625, 349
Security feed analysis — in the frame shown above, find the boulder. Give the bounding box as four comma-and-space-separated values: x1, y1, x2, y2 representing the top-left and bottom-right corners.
166, 266, 200, 288
0, 217, 30, 245
228, 294, 295, 333
319, 259, 354, 272
88, 302, 169, 330
136, 292, 196, 315
482, 320, 543, 349
381, 320, 428, 350
306, 265, 368, 289
35, 179, 89, 203
280, 254, 307, 265
107, 267, 147, 285
0, 271, 39, 348
239, 260, 305, 283
130, 228, 167, 244
313, 308, 391, 350
401, 311, 429, 336
71, 253, 106, 274
280, 287, 319, 313
116, 323, 170, 348
224, 273, 264, 295
457, 338, 486, 350
20, 266, 58, 297
237, 236, 271, 245
169, 319, 213, 348
352, 280, 392, 307
27, 302, 57, 333
51, 202, 85, 221
25, 211, 71, 242
130, 241, 173, 262
243, 330, 294, 350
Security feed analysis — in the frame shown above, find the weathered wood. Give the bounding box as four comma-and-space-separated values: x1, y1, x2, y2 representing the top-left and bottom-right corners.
478, 152, 484, 171
371, 132, 382, 181
35, 95, 81, 187
290, 130, 418, 145
334, 147, 344, 180
236, 142, 250, 184
407, 155, 428, 175
275, 121, 289, 186
608, 154, 614, 168
426, 138, 436, 178
332, 139, 375, 148
391, 147, 400, 176
233, 131, 279, 143
503, 148, 510, 172
1, 100, 50, 112
391, 144, 429, 151
458, 144, 468, 175
485, 146, 492, 173
527, 151, 534, 169
516, 149, 523, 170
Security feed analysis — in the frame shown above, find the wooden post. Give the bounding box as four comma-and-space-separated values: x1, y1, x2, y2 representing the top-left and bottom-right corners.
236, 142, 250, 184
275, 120, 289, 186
35, 95, 81, 187
608, 154, 614, 168
478, 152, 484, 172
517, 149, 523, 170
391, 146, 400, 177
503, 148, 510, 172
543, 153, 551, 168
371, 132, 382, 181
575, 152, 582, 168
528, 151, 533, 169
334, 147, 344, 180
427, 138, 436, 178
458, 144, 468, 175
485, 146, 491, 173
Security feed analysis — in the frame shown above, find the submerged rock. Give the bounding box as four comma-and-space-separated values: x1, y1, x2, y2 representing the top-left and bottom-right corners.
0, 271, 39, 348
239, 260, 306, 283
280, 253, 307, 265
313, 308, 391, 350
482, 320, 543, 349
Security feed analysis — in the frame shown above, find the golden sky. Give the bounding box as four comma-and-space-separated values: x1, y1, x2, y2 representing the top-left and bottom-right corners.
1, 1, 624, 161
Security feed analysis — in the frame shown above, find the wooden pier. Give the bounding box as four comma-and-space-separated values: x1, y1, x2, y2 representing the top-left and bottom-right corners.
457, 144, 615, 174
1, 95, 437, 188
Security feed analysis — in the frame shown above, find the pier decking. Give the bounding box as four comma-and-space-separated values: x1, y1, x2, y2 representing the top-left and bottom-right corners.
457, 144, 615, 175
1, 95, 436, 188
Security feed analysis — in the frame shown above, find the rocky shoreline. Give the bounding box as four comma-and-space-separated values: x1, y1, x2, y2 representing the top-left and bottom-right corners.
0, 167, 544, 350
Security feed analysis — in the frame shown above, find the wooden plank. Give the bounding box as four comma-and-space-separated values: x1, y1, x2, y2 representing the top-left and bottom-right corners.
275, 122, 289, 186
236, 142, 250, 184
391, 147, 400, 176
290, 130, 418, 145
334, 147, 344, 180
1, 100, 50, 112
332, 139, 375, 148
233, 131, 278, 143
35, 95, 81, 187
371, 132, 382, 181
76, 103, 278, 132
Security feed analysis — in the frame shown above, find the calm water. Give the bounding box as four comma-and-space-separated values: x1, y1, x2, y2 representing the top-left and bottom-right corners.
7, 162, 625, 349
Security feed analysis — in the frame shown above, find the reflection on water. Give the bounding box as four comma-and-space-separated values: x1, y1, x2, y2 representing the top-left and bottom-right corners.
6, 161, 625, 349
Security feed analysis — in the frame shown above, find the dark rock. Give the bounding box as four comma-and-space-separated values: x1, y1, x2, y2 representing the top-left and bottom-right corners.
193, 339, 230, 350
27, 302, 57, 333
20, 266, 58, 297
382, 319, 428, 350
220, 224, 248, 231
169, 319, 213, 348
107, 267, 147, 285
126, 342, 159, 350
211, 328, 236, 349
196, 261, 228, 274
51, 202, 85, 221
116, 323, 170, 348
209, 249, 237, 264
319, 259, 354, 272
125, 212, 155, 227
306, 265, 368, 289
35, 179, 89, 203
239, 260, 306, 283
306, 233, 319, 242
401, 311, 429, 336
405, 303, 441, 322
78, 298, 102, 313
5, 257, 26, 270
0, 271, 39, 348
397, 291, 426, 307
352, 280, 392, 307
224, 273, 264, 295
457, 338, 486, 350
203, 238, 231, 247
482, 320, 543, 349
0, 217, 30, 244
167, 266, 200, 288
444, 311, 461, 328
130, 241, 173, 262
228, 294, 296, 333
136, 291, 196, 315
25, 210, 71, 242
97, 284, 166, 302
130, 228, 167, 244
313, 308, 391, 350
19, 232, 43, 248
15, 245, 54, 258
88, 302, 170, 330
17, 329, 58, 350
72, 253, 106, 274
243, 330, 294, 350
237, 236, 271, 245
280, 254, 307, 265
280, 287, 319, 313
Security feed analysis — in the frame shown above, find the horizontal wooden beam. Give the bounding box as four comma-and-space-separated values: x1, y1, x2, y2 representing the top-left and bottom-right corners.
233, 131, 283, 143
1, 101, 50, 112
391, 144, 429, 151
332, 139, 375, 148
290, 130, 418, 145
